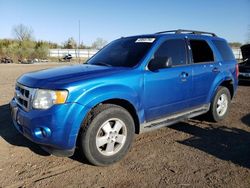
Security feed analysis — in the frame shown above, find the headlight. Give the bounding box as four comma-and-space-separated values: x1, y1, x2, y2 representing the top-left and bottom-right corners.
32, 89, 68, 109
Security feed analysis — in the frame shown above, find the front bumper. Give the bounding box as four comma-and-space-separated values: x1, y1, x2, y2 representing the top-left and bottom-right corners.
10, 98, 87, 156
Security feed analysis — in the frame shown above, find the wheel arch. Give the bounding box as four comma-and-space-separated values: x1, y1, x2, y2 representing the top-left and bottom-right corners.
85, 98, 140, 134
219, 79, 234, 99
102, 99, 140, 134
76, 97, 141, 147
208, 76, 235, 103
75, 98, 141, 150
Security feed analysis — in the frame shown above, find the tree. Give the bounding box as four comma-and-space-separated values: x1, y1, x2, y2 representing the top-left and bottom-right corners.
79, 42, 91, 49
63, 37, 77, 49
229, 42, 242, 48
33, 41, 49, 59
0, 25, 50, 62
12, 24, 34, 41
0, 40, 19, 60
16, 40, 35, 60
47, 41, 59, 49
92, 38, 107, 50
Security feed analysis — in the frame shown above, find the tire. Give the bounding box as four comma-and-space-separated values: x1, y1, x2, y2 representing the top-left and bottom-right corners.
79, 104, 135, 166
208, 86, 231, 122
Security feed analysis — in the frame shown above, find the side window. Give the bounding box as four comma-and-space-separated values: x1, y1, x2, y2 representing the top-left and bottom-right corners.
212, 40, 235, 61
189, 40, 214, 63
154, 39, 187, 66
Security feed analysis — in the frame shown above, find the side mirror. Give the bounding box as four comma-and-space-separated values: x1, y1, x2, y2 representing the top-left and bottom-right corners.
148, 57, 172, 71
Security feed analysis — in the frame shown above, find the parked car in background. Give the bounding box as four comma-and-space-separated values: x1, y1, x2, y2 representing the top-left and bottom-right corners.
10, 29, 238, 166
239, 44, 250, 80
59, 54, 72, 62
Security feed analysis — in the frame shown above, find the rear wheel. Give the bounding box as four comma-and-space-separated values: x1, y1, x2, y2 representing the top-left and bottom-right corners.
208, 86, 231, 122
80, 104, 135, 166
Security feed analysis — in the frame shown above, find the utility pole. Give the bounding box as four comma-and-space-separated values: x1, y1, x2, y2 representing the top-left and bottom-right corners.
78, 20, 81, 63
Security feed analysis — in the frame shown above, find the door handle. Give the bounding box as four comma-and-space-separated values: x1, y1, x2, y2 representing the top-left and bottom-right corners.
180, 72, 189, 81
212, 67, 220, 73
180, 72, 189, 78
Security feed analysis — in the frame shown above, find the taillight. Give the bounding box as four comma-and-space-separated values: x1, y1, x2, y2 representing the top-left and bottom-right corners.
236, 63, 239, 77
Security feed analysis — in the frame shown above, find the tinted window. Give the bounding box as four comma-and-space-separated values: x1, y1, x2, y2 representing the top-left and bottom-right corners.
153, 39, 187, 66
87, 37, 154, 67
213, 40, 235, 61
190, 40, 214, 63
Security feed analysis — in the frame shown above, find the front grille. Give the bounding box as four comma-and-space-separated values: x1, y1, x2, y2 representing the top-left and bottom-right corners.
15, 83, 34, 111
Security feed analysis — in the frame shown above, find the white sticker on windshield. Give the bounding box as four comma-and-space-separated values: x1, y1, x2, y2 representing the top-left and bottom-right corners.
135, 38, 155, 43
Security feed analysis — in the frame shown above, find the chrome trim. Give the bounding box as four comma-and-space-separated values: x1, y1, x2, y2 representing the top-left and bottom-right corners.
140, 104, 210, 133
15, 83, 36, 111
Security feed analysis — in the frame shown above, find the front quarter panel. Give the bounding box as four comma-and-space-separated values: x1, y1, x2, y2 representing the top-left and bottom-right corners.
77, 84, 140, 109
66, 70, 145, 124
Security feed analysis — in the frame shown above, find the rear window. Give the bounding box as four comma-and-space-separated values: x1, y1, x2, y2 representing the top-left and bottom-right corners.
213, 40, 235, 61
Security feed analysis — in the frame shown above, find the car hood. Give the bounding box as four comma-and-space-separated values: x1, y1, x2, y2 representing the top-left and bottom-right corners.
17, 64, 128, 89
241, 44, 250, 63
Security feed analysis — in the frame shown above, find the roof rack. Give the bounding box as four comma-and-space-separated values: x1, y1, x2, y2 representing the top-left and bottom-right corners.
155, 29, 217, 37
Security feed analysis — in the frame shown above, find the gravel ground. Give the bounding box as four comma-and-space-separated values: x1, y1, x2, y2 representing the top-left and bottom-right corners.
0, 63, 250, 188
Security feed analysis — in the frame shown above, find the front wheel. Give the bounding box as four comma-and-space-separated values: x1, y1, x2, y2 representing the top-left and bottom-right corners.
208, 86, 231, 122
80, 104, 135, 166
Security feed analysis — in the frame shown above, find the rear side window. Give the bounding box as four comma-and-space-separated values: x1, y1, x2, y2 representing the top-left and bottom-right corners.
213, 40, 235, 61
189, 40, 214, 63
154, 39, 187, 66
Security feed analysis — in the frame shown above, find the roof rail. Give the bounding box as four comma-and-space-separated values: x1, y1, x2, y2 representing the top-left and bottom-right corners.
155, 29, 217, 37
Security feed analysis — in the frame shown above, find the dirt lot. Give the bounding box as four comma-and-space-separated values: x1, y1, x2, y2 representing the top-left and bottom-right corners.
0, 63, 250, 188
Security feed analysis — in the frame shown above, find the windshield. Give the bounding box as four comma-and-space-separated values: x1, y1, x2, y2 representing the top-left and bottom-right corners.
87, 37, 155, 67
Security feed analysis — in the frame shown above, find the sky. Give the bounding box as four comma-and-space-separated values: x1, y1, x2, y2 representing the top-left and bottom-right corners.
0, 0, 249, 45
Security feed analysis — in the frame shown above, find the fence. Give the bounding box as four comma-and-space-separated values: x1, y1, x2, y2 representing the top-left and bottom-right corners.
49, 49, 98, 59
49, 47, 243, 60
232, 48, 242, 60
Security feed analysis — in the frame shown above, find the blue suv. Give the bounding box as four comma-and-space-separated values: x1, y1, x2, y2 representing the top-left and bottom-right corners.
10, 30, 238, 166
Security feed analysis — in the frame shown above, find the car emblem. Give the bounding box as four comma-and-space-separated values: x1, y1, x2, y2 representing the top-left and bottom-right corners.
16, 90, 22, 98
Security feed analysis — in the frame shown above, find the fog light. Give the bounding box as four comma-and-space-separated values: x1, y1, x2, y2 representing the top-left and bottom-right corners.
34, 127, 51, 139
41, 129, 47, 137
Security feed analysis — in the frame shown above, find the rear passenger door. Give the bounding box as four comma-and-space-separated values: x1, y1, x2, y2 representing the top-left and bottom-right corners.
187, 38, 219, 107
